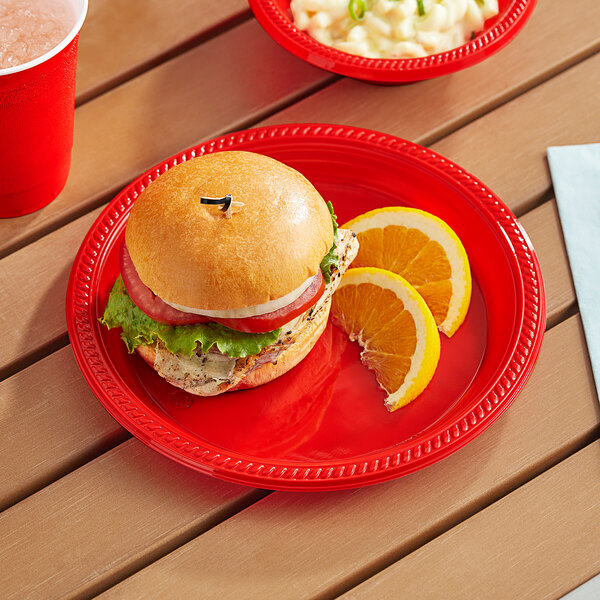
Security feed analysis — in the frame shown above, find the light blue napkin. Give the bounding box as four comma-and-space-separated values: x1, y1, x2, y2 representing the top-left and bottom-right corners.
547, 144, 600, 401
560, 573, 600, 600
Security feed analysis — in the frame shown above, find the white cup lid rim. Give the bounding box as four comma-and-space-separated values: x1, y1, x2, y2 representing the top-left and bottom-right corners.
0, 0, 88, 76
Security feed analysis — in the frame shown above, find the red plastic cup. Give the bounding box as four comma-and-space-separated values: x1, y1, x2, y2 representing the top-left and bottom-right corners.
0, 0, 88, 218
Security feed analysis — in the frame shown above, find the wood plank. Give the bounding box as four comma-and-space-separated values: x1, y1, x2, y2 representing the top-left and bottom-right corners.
263, 0, 600, 217
341, 442, 600, 600
0, 208, 102, 379
519, 200, 576, 329
0, 346, 127, 511
0, 439, 265, 600
63, 315, 599, 600
0, 19, 334, 258
76, 0, 250, 103
429, 53, 600, 216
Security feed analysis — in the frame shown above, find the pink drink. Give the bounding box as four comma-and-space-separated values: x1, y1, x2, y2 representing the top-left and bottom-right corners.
0, 0, 76, 69
0, 0, 86, 217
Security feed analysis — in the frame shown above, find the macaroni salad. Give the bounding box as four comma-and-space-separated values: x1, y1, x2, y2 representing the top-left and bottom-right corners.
290, 0, 499, 59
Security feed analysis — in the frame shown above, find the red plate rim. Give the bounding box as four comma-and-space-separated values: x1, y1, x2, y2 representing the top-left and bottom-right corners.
66, 123, 546, 490
249, 0, 537, 83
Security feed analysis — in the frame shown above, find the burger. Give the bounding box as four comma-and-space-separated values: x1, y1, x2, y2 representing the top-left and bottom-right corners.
101, 150, 359, 396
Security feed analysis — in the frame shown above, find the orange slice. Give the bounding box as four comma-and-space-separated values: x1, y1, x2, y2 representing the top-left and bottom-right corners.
331, 267, 440, 411
342, 207, 471, 337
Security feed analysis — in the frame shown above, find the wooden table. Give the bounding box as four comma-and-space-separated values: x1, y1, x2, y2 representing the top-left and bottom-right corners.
1, 1, 600, 598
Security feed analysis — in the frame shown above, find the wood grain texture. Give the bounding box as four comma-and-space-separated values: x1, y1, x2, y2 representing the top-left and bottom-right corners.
0, 346, 127, 511
263, 0, 600, 191
0, 19, 333, 258
0, 209, 102, 379
0, 440, 264, 600
520, 200, 576, 330
86, 316, 599, 600
429, 53, 600, 217
76, 0, 250, 103
341, 442, 600, 600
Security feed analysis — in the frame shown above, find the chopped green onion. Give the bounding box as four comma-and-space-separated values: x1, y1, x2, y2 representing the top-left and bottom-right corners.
416, 0, 426, 16
348, 0, 366, 21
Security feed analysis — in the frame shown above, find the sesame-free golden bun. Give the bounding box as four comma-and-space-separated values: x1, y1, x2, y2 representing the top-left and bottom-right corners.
125, 151, 334, 310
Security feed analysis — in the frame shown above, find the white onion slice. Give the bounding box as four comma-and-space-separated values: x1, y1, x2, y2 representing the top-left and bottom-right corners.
163, 274, 317, 318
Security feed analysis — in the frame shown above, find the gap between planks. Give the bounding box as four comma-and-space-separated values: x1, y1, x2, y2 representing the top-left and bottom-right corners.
3, 7, 599, 260
324, 436, 600, 600
332, 435, 598, 600
75, 9, 253, 107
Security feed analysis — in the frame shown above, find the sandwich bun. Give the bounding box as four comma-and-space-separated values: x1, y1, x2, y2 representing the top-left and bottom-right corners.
231, 301, 330, 391
136, 297, 331, 394
125, 151, 334, 311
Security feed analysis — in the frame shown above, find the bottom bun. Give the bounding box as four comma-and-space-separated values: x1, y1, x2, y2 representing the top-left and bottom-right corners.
136, 299, 331, 396
230, 303, 329, 391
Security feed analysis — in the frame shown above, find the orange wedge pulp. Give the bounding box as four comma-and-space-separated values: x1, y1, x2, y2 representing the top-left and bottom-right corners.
331, 267, 440, 411
342, 207, 471, 337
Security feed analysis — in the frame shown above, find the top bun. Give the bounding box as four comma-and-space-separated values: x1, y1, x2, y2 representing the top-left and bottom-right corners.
125, 151, 334, 310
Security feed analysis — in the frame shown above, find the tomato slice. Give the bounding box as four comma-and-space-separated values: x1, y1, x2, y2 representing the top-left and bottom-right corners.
119, 240, 326, 333
120, 240, 210, 325
216, 271, 325, 333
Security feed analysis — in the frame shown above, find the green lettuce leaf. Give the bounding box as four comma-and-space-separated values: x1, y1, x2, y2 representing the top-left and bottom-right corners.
320, 201, 339, 285
100, 277, 281, 358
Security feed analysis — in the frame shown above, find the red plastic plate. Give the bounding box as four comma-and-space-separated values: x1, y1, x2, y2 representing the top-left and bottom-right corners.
249, 0, 536, 83
67, 124, 546, 491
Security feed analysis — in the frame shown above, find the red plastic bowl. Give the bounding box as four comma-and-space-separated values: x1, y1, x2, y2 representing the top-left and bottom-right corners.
67, 124, 546, 491
249, 0, 536, 83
